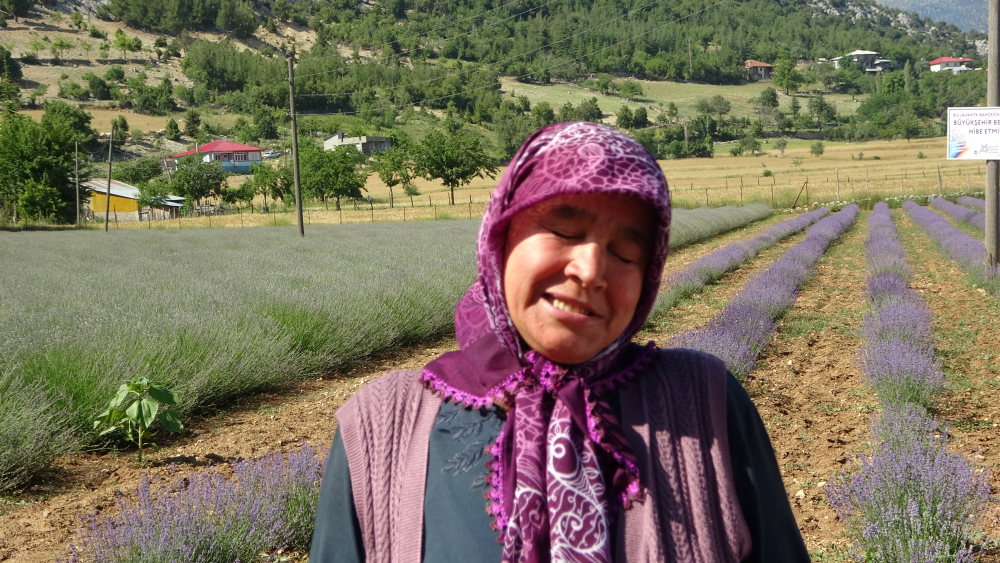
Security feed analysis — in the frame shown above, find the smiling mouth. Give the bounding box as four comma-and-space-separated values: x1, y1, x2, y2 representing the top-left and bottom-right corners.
547, 295, 594, 316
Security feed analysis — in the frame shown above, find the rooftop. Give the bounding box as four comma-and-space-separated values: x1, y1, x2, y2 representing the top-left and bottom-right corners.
744, 59, 773, 68
173, 140, 264, 158
928, 56, 974, 66
84, 179, 183, 207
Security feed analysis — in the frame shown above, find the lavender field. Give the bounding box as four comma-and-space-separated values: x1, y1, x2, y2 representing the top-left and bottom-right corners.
0, 204, 772, 493
5, 200, 1000, 563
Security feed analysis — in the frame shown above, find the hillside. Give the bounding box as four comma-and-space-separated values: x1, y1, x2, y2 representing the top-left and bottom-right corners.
873, 0, 987, 33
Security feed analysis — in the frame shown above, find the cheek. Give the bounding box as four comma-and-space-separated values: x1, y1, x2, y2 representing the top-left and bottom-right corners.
609, 270, 645, 323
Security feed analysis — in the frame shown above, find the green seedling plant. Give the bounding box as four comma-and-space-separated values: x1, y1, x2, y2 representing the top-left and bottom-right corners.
93, 377, 184, 463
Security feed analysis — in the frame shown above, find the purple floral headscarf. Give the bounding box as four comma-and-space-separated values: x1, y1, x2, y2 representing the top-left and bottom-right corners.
423, 122, 671, 563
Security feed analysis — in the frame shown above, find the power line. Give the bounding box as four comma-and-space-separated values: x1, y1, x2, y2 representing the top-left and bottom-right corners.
294, 0, 729, 118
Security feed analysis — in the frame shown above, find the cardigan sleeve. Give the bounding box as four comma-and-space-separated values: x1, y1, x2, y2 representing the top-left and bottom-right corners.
724, 372, 810, 563
309, 429, 366, 563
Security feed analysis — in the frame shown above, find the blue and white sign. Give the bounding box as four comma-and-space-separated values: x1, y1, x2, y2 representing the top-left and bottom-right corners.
948, 107, 1000, 159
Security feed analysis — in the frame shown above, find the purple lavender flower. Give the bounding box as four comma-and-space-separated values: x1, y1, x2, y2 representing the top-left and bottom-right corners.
957, 196, 985, 211
64, 443, 327, 563
671, 205, 858, 380
931, 196, 986, 231
825, 420, 991, 563
655, 208, 829, 313
903, 201, 1000, 292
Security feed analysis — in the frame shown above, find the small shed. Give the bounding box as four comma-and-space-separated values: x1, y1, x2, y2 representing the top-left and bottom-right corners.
171, 141, 264, 173
84, 178, 183, 222
323, 132, 392, 154
744, 60, 773, 81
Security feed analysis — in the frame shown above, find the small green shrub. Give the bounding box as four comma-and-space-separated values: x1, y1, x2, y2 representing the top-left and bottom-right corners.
93, 377, 183, 463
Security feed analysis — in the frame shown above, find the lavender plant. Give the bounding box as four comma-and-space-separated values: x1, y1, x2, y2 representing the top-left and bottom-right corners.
903, 200, 1000, 293
957, 196, 985, 211
672, 205, 858, 380
828, 202, 993, 562
669, 203, 772, 249
860, 203, 942, 407
930, 197, 985, 231
65, 443, 326, 563
826, 406, 991, 563
654, 208, 828, 314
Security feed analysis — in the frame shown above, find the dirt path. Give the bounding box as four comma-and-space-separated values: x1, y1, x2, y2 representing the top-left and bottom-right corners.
743, 213, 872, 559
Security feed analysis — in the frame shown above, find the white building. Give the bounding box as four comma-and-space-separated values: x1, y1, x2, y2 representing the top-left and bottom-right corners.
928, 57, 974, 74
323, 132, 392, 154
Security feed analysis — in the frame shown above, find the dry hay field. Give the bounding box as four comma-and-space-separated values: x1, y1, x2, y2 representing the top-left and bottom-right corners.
3, 196, 1000, 562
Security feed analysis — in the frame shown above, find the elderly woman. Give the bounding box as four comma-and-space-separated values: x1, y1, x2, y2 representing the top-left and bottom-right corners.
310, 122, 808, 562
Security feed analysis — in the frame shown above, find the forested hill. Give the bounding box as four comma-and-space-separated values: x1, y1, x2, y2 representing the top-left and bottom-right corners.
109, 0, 982, 87
872, 0, 987, 33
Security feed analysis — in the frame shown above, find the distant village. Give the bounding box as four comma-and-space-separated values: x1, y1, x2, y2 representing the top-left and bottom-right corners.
744, 51, 977, 82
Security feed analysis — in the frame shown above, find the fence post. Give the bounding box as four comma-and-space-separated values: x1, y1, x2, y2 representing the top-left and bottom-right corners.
937, 165, 944, 196
900, 171, 904, 196
434, 205, 438, 221
835, 167, 840, 200
740, 177, 743, 206
705, 186, 709, 206
967, 165, 973, 191
339, 208, 342, 224
771, 177, 775, 207
866, 167, 870, 197
468, 195, 472, 219
403, 208, 406, 222
240, 207, 244, 227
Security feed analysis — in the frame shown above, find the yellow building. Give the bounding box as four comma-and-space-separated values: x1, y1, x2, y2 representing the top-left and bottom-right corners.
84, 178, 183, 222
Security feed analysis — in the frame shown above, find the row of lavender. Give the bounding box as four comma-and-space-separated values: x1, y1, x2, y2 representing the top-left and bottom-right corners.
826, 203, 991, 562
653, 208, 829, 314
903, 200, 1000, 293
931, 197, 986, 231
672, 205, 859, 380
64, 445, 327, 562
958, 196, 986, 211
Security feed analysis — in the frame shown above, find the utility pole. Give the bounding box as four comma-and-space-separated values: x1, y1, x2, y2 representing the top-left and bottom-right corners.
688, 38, 694, 79
75, 141, 80, 226
105, 125, 113, 232
988, 0, 1000, 267
287, 54, 304, 237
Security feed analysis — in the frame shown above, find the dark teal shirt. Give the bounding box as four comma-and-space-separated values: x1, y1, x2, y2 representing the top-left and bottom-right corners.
310, 372, 809, 562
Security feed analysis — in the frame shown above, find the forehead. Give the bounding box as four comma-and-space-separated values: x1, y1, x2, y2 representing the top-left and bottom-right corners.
517, 193, 655, 243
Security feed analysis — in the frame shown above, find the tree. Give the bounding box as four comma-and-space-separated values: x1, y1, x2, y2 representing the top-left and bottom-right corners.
165, 117, 180, 141
111, 115, 129, 142
492, 106, 534, 161
137, 178, 173, 216
171, 156, 227, 204
807, 95, 836, 128
708, 95, 731, 121
618, 79, 643, 101
789, 97, 801, 119
615, 105, 634, 129
0, 45, 22, 82
0, 104, 93, 223
757, 87, 779, 109
112, 29, 131, 61
370, 146, 412, 208
50, 38, 74, 62
809, 141, 824, 157
69, 11, 84, 30
632, 106, 649, 128
112, 156, 164, 186
772, 59, 804, 95
183, 109, 200, 137
298, 143, 366, 210
532, 101, 555, 128
773, 137, 787, 156
245, 161, 288, 209
0, 0, 35, 21
667, 102, 678, 119
414, 127, 497, 205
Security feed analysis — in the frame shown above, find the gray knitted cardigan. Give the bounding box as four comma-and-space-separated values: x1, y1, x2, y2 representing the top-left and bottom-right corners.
336, 348, 752, 563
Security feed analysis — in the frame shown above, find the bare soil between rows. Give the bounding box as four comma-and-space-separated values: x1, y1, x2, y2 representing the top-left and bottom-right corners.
3, 210, 999, 562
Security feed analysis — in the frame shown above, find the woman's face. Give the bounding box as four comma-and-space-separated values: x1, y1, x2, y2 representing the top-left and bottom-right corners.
503, 192, 656, 365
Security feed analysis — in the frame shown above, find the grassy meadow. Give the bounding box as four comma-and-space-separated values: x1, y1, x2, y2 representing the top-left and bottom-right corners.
499, 78, 866, 122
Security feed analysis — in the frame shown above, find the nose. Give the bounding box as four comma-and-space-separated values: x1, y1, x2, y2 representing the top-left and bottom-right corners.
565, 241, 607, 290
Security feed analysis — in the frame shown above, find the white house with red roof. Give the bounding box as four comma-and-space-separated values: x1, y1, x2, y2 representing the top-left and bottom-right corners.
171, 140, 264, 173
929, 57, 974, 74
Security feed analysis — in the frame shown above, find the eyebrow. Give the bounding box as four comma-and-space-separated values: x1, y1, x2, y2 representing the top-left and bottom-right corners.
551, 204, 651, 247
